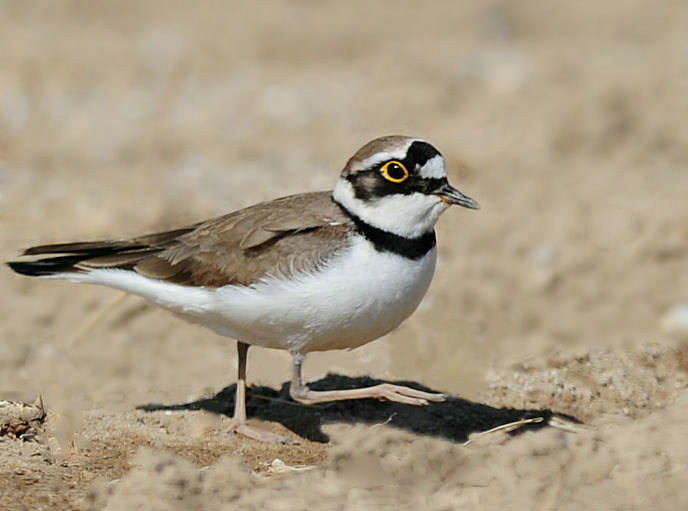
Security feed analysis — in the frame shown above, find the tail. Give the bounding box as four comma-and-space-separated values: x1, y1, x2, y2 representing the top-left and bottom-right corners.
7, 256, 97, 277
6, 227, 196, 278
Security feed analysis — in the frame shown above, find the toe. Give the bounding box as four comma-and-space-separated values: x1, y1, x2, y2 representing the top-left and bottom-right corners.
225, 419, 292, 444
236, 424, 293, 444
389, 385, 448, 402
373, 386, 429, 406
376, 384, 448, 405
384, 393, 429, 406
423, 392, 448, 402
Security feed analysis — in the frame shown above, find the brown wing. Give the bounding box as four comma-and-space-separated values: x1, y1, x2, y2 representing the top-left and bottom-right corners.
10, 191, 354, 287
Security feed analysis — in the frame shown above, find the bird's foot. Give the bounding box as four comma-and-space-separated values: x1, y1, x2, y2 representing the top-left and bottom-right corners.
358, 383, 447, 406
291, 383, 447, 406
225, 418, 293, 444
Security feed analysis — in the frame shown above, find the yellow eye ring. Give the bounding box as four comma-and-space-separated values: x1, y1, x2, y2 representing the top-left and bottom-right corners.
381, 160, 409, 183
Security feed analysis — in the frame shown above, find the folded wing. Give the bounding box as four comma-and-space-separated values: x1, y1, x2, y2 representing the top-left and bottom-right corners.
7, 192, 352, 287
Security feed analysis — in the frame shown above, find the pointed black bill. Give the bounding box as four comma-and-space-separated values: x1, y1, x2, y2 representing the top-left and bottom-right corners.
435, 183, 480, 209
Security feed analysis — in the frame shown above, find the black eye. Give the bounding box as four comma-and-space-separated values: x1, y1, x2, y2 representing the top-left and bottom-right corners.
381, 161, 409, 183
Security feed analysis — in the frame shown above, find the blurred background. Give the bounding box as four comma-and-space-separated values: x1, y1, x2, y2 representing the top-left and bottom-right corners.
1, 0, 687, 410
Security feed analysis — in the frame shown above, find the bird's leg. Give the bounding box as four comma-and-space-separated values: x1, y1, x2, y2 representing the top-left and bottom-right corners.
289, 352, 447, 406
231, 341, 249, 423
225, 341, 290, 443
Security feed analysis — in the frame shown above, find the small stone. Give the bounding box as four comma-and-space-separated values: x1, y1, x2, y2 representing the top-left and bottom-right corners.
661, 303, 688, 338
0, 397, 46, 440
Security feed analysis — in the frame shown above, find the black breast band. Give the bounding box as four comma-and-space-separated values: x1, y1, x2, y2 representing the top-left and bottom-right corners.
332, 199, 436, 260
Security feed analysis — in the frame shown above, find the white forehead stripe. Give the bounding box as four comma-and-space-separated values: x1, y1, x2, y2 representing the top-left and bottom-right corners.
418, 155, 446, 179
358, 138, 418, 171
359, 151, 401, 170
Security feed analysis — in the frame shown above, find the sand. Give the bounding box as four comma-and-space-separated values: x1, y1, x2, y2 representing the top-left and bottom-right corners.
1, 1, 687, 509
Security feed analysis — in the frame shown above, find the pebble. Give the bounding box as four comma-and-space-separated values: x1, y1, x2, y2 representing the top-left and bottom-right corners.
661, 303, 688, 338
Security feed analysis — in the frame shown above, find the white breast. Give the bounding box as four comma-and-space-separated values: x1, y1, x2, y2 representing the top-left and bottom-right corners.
62, 235, 437, 353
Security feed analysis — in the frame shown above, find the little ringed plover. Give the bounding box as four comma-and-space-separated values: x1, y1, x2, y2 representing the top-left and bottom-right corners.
8, 135, 479, 443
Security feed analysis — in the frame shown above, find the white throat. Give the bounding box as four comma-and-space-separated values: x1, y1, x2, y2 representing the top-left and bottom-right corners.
332, 179, 450, 238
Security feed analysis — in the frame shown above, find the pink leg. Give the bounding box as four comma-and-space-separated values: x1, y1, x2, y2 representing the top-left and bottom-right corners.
289, 352, 447, 406
225, 341, 291, 443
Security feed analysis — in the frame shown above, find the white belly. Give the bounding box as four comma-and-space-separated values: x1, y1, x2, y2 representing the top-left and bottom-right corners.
61, 236, 437, 353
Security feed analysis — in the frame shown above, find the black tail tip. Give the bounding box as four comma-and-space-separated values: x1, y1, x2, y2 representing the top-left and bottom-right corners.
6, 259, 76, 277
7, 254, 86, 277
7, 261, 49, 277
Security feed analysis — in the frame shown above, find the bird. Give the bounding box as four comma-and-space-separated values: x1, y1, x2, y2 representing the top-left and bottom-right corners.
7, 135, 479, 443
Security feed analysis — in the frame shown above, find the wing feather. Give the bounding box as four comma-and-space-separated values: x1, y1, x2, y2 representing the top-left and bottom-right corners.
9, 191, 353, 287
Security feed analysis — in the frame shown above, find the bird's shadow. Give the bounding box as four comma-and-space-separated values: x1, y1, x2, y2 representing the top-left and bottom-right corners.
139, 374, 574, 443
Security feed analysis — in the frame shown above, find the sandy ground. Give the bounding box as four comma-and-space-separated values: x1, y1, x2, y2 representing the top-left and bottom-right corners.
1, 1, 688, 509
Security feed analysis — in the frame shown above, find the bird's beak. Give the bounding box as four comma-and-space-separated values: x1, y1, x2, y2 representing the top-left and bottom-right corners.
435, 183, 480, 209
